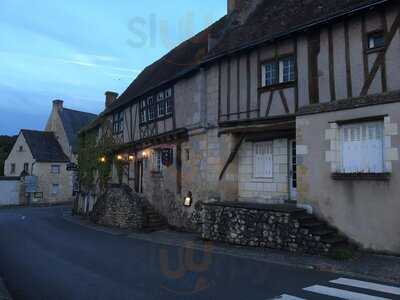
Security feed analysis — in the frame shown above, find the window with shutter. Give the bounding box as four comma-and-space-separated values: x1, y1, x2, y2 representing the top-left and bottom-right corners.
340, 121, 383, 173
253, 142, 273, 178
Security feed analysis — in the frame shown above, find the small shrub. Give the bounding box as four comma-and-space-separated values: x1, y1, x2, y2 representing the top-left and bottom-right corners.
330, 247, 355, 260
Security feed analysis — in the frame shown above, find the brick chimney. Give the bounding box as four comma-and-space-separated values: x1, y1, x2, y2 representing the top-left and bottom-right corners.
105, 91, 119, 108
52, 99, 64, 112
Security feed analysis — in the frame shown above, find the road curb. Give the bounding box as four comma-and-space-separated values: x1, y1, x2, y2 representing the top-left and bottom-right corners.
62, 213, 400, 285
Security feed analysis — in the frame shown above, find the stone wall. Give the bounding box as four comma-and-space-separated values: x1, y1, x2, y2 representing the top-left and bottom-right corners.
202, 202, 344, 255
91, 184, 146, 230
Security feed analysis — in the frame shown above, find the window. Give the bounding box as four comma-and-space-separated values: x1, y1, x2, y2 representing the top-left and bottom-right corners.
24, 163, 29, 173
157, 100, 166, 117
19, 146, 23, 152
147, 97, 156, 121
157, 91, 165, 101
253, 142, 273, 178
340, 121, 384, 173
165, 88, 172, 98
280, 56, 296, 83
367, 32, 385, 50
152, 149, 163, 173
166, 99, 173, 115
140, 99, 148, 124
10, 164, 16, 174
140, 88, 174, 124
264, 62, 278, 87
113, 111, 124, 134
51, 184, 60, 195
51, 165, 60, 174
261, 56, 296, 87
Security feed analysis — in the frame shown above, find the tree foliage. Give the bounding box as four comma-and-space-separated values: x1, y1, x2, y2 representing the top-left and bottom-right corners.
0, 135, 17, 176
77, 121, 123, 193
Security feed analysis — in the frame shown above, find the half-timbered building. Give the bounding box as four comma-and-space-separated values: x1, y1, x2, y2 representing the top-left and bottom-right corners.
84, 0, 400, 253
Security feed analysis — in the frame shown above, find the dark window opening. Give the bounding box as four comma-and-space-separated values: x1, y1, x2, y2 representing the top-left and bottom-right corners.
113, 111, 124, 134
367, 32, 385, 50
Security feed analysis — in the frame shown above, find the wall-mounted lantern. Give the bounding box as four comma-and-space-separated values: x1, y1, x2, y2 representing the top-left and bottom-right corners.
184, 191, 193, 207
99, 156, 107, 163
117, 155, 124, 161
128, 155, 135, 161
142, 150, 149, 159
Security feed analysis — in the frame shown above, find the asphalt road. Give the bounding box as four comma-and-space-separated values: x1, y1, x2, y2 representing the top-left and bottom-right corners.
0, 206, 399, 300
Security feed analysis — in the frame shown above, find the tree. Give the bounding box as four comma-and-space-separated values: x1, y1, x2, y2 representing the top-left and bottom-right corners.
0, 135, 17, 176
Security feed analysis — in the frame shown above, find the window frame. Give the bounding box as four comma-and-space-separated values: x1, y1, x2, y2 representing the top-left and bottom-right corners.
152, 149, 164, 173
23, 163, 29, 173
252, 141, 274, 179
339, 121, 385, 174
51, 183, 60, 195
139, 87, 174, 125
112, 110, 124, 135
260, 54, 296, 89
51, 164, 61, 174
366, 30, 386, 51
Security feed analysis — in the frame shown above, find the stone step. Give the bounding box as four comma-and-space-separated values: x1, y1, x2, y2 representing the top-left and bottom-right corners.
301, 220, 326, 229
321, 235, 347, 245
311, 228, 337, 237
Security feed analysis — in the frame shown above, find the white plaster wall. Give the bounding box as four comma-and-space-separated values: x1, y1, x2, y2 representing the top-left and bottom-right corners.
0, 180, 20, 205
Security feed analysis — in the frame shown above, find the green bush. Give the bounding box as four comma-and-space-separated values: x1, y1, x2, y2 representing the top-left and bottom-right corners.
330, 247, 356, 260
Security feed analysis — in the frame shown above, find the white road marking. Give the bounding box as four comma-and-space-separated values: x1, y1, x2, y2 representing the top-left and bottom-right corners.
331, 278, 400, 295
272, 295, 307, 300
304, 285, 392, 300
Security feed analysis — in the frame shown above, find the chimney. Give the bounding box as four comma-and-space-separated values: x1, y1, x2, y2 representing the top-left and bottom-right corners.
53, 99, 64, 112
105, 91, 119, 108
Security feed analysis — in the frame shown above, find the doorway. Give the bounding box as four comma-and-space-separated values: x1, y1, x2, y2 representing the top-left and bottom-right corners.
135, 160, 144, 193
289, 140, 297, 201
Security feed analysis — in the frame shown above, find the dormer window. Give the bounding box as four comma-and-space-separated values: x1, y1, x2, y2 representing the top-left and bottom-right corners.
113, 111, 124, 134
367, 31, 385, 50
261, 55, 296, 88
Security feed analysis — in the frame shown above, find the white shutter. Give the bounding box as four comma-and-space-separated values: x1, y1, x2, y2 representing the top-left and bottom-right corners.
341, 122, 383, 173
253, 142, 273, 178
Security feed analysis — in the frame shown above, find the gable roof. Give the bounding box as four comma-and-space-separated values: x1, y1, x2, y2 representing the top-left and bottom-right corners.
103, 16, 228, 114
58, 108, 97, 153
21, 130, 69, 163
206, 0, 388, 60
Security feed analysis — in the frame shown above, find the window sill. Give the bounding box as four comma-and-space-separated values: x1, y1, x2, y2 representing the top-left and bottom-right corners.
331, 172, 391, 181
258, 81, 296, 93
365, 47, 385, 55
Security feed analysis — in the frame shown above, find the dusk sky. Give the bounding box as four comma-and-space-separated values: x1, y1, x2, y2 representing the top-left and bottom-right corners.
0, 0, 226, 135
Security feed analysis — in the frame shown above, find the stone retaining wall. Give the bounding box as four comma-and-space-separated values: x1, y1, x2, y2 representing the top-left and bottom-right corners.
201, 202, 340, 255
91, 184, 146, 230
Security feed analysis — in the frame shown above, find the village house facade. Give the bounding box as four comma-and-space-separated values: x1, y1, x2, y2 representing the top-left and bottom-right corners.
4, 100, 96, 204
83, 0, 400, 254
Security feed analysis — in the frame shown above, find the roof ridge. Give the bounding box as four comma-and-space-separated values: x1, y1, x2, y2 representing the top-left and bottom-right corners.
61, 107, 97, 116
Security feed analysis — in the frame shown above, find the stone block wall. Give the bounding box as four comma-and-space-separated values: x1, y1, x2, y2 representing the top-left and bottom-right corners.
238, 139, 289, 203
202, 202, 341, 255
